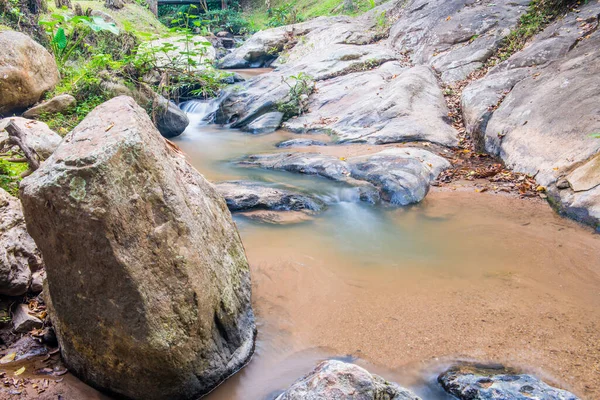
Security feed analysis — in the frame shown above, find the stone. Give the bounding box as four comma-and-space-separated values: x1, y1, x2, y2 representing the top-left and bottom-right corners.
242, 112, 284, 134
2, 335, 48, 362
30, 270, 45, 293
19, 96, 256, 400
105, 0, 125, 10
0, 189, 44, 296
276, 138, 328, 148
215, 181, 325, 213
0, 31, 60, 116
388, 0, 529, 83
284, 64, 457, 146
154, 96, 190, 138
12, 304, 43, 333
23, 94, 77, 119
276, 360, 421, 400
0, 117, 63, 159
439, 365, 580, 400
240, 147, 450, 206
90, 10, 117, 25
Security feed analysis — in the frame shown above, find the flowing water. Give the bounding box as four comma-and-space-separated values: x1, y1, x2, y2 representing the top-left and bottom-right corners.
173, 100, 600, 399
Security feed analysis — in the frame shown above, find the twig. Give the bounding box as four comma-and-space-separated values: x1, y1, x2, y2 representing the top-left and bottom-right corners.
5, 121, 41, 172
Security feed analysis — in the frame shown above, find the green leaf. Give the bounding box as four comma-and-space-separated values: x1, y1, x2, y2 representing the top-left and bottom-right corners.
591, 132, 600, 138
53, 28, 67, 50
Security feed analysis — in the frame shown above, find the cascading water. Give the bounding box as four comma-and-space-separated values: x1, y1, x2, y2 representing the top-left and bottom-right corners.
179, 98, 220, 126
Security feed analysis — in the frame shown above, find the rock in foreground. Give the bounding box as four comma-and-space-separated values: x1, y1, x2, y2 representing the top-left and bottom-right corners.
276, 360, 421, 400
0, 31, 59, 116
20, 96, 256, 400
0, 189, 44, 296
439, 365, 580, 400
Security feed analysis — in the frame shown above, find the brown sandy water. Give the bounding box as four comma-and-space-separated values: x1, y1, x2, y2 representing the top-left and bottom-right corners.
171, 113, 600, 399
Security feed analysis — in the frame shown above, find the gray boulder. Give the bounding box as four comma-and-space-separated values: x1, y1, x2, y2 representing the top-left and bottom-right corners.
276, 360, 421, 400
284, 63, 457, 146
388, 0, 529, 83
0, 188, 44, 296
439, 365, 580, 400
23, 94, 77, 118
154, 96, 190, 138
240, 147, 449, 205
0, 31, 60, 116
461, 1, 600, 226
0, 117, 63, 160
215, 181, 325, 212
19, 96, 256, 400
242, 112, 284, 134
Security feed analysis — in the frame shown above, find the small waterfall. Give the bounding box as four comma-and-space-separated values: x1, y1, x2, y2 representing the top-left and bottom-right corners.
180, 99, 220, 126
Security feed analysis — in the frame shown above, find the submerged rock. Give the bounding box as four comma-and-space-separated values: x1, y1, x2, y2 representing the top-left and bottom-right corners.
276, 138, 328, 148
20, 96, 256, 400
0, 189, 44, 296
23, 94, 77, 119
240, 147, 449, 206
276, 360, 421, 400
439, 365, 580, 400
216, 181, 325, 213
0, 31, 60, 116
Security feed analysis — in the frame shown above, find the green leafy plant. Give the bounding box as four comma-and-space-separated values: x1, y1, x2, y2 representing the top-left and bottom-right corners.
267, 3, 304, 28
277, 72, 315, 119
39, 14, 119, 68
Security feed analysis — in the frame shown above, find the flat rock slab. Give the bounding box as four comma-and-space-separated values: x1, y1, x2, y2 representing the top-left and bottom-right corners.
276, 139, 328, 148
19, 96, 256, 400
439, 365, 580, 400
215, 181, 325, 213
239, 147, 450, 206
276, 360, 421, 400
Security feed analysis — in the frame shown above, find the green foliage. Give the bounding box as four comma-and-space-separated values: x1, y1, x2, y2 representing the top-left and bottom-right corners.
0, 159, 27, 196
267, 3, 304, 27
39, 13, 120, 68
159, 3, 251, 34
277, 72, 314, 119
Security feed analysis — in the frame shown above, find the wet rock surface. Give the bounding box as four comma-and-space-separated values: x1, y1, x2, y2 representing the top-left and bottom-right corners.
276, 360, 421, 400
216, 181, 325, 213
240, 147, 449, 206
0, 31, 60, 116
276, 138, 328, 148
242, 111, 284, 134
0, 189, 44, 296
439, 365, 580, 400
19, 96, 256, 400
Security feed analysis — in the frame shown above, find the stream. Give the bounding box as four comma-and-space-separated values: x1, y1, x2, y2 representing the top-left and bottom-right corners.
170, 94, 600, 399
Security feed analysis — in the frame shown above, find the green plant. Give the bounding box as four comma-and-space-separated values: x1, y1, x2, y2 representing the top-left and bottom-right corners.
0, 158, 28, 196
267, 3, 304, 28
277, 72, 315, 119
39, 13, 119, 68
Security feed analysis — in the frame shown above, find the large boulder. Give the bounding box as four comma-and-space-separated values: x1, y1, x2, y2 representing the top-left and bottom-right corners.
276, 360, 421, 400
461, 1, 600, 227
0, 189, 44, 296
439, 365, 580, 400
0, 31, 60, 116
19, 96, 256, 400
153, 95, 190, 138
0, 117, 63, 159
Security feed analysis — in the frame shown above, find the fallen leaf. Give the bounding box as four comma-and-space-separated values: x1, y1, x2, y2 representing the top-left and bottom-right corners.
14, 367, 25, 376
105, 122, 115, 132
0, 353, 16, 364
